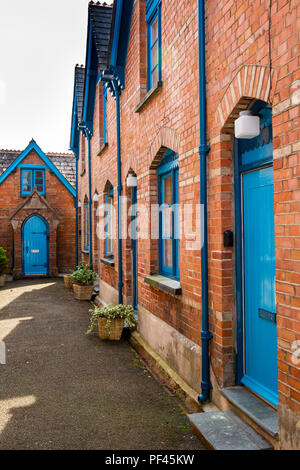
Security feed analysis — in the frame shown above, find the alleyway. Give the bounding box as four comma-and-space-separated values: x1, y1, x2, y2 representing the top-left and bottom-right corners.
0, 279, 204, 450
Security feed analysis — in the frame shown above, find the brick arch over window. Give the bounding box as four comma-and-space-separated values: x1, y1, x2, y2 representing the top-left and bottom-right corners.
124, 159, 138, 180
101, 172, 116, 195
148, 127, 180, 169
216, 64, 279, 132
103, 180, 114, 195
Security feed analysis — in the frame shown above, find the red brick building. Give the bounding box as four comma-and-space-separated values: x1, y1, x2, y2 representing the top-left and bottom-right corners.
0, 140, 76, 277
71, 0, 300, 449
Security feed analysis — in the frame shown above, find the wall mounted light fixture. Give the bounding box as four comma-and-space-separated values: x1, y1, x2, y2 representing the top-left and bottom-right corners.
126, 174, 137, 187
235, 110, 260, 139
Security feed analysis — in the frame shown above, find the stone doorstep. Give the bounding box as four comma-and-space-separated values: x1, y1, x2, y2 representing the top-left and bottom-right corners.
188, 410, 273, 451
221, 387, 278, 439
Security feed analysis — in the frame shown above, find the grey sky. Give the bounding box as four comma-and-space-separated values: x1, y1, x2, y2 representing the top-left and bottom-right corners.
0, 0, 113, 153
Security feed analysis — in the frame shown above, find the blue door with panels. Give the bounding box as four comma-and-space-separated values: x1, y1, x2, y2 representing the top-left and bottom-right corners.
23, 215, 49, 276
236, 104, 278, 407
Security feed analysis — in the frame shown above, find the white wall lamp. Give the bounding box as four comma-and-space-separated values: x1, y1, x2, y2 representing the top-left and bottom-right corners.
126, 174, 137, 187
234, 110, 260, 139
93, 193, 99, 202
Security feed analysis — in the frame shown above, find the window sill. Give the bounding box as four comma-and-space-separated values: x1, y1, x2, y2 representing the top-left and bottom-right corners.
100, 257, 115, 267
134, 81, 163, 113
144, 274, 182, 296
81, 250, 89, 255
97, 142, 108, 156
21, 192, 45, 198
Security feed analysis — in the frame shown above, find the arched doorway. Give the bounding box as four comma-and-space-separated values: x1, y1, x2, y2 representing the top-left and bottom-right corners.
234, 101, 278, 407
22, 215, 49, 276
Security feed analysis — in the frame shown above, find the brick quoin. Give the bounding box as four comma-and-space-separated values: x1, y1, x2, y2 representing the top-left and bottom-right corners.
75, 0, 300, 449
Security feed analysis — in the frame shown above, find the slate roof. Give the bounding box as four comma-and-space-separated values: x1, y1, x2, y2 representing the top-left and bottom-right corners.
0, 149, 76, 188
75, 66, 85, 123
89, 2, 113, 72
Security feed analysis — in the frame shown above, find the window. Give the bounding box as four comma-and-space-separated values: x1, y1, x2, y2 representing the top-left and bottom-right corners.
158, 151, 179, 280
105, 186, 114, 257
21, 168, 45, 196
146, 0, 162, 90
84, 204, 89, 251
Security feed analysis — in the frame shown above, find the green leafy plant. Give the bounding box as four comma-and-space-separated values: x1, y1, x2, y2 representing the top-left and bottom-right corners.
0, 247, 8, 275
87, 304, 138, 335
71, 262, 97, 286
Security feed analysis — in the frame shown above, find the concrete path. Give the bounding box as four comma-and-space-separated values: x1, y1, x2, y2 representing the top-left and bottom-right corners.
0, 279, 205, 450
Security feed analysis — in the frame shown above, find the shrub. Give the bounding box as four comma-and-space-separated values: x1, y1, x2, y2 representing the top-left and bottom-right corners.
87, 304, 138, 335
0, 247, 8, 275
71, 262, 97, 286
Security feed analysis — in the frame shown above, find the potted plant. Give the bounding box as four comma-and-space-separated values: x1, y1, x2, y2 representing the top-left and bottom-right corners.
64, 268, 74, 289
87, 304, 137, 341
71, 262, 97, 300
0, 247, 8, 287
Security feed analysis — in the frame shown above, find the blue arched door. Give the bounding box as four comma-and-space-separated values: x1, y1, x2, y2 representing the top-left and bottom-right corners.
23, 215, 49, 276
235, 104, 278, 407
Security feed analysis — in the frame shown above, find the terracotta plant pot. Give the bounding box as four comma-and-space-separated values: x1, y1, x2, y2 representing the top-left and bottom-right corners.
64, 275, 73, 289
0, 274, 6, 287
73, 283, 94, 301
98, 317, 125, 341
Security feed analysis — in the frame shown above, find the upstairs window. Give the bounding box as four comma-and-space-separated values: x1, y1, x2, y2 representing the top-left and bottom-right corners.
84, 204, 89, 251
158, 151, 179, 280
21, 168, 45, 196
146, 0, 162, 90
105, 186, 114, 258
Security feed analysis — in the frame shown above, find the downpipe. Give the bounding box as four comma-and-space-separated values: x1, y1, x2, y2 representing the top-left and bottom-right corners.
75, 153, 79, 267
198, 0, 213, 404
87, 132, 93, 269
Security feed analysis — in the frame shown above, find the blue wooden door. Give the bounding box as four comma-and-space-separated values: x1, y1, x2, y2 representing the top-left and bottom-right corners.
23, 215, 49, 276
242, 166, 278, 406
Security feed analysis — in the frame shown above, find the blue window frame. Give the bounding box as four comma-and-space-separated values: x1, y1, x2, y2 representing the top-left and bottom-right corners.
146, 0, 162, 90
158, 151, 179, 280
21, 168, 45, 196
105, 186, 114, 257
84, 204, 89, 251
103, 85, 107, 145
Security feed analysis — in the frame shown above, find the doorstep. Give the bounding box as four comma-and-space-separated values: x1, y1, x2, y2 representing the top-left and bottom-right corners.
221, 386, 278, 439
188, 385, 279, 450
188, 410, 273, 450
